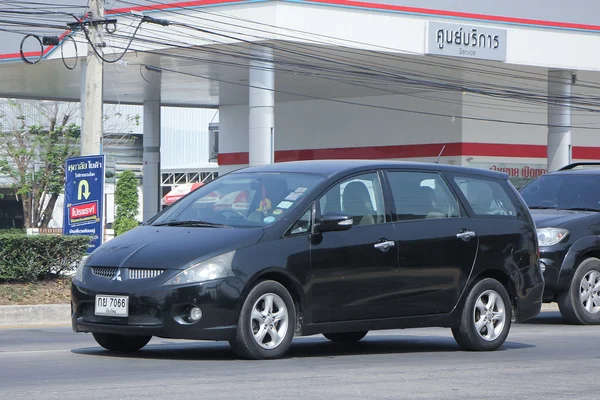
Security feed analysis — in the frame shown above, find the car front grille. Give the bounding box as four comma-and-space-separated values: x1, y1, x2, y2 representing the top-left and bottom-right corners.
91, 267, 118, 279
129, 269, 165, 280
90, 267, 165, 280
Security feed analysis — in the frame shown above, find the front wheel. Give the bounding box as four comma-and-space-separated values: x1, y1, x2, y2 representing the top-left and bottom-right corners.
92, 333, 152, 352
451, 278, 512, 351
229, 280, 296, 360
323, 331, 368, 343
558, 257, 600, 325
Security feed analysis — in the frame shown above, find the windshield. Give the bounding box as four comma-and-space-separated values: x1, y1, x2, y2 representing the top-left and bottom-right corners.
150, 172, 325, 228
519, 174, 600, 211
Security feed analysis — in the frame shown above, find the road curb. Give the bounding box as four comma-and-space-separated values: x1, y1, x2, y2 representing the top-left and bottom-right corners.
541, 303, 559, 312
0, 304, 71, 327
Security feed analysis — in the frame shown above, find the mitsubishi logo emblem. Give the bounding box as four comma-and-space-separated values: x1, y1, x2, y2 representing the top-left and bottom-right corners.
112, 269, 122, 281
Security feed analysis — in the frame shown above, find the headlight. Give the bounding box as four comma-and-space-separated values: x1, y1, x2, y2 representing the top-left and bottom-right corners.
163, 250, 236, 286
537, 228, 569, 247
74, 255, 88, 283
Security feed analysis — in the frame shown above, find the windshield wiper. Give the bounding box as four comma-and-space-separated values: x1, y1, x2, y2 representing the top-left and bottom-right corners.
559, 207, 600, 212
529, 206, 555, 209
153, 220, 231, 228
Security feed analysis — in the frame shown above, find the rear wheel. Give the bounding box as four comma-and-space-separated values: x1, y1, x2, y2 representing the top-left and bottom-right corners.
452, 278, 512, 351
92, 333, 152, 352
229, 280, 296, 360
558, 257, 600, 325
323, 331, 368, 343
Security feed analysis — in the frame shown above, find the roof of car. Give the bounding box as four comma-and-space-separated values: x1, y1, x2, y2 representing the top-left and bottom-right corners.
548, 168, 600, 176
232, 159, 509, 179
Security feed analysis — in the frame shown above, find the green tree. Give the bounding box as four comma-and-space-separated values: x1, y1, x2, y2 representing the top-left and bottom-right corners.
0, 100, 80, 228
0, 99, 141, 229
113, 170, 139, 236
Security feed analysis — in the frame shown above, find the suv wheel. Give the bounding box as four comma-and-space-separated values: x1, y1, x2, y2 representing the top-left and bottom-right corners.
323, 331, 368, 343
92, 333, 152, 352
558, 257, 600, 325
229, 280, 296, 360
451, 278, 512, 351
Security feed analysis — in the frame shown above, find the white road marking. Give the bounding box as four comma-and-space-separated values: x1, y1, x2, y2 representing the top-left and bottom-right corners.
0, 349, 70, 355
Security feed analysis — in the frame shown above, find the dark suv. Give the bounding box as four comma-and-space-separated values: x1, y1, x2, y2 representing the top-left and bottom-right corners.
520, 163, 600, 324
72, 160, 543, 359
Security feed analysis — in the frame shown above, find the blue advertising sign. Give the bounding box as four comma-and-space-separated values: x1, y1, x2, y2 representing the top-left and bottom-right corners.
63, 155, 105, 253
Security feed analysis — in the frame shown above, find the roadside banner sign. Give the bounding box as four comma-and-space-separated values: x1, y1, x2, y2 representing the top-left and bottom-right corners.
63, 155, 105, 253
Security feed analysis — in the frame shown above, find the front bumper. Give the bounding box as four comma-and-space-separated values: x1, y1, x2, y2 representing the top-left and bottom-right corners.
539, 245, 570, 300
71, 274, 244, 341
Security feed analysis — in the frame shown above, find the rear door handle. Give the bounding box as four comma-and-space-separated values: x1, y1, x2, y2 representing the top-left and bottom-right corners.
456, 230, 476, 241
374, 240, 396, 252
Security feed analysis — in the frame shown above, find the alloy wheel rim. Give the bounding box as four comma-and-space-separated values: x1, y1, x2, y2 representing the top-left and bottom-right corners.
579, 269, 600, 314
473, 289, 506, 342
251, 293, 289, 350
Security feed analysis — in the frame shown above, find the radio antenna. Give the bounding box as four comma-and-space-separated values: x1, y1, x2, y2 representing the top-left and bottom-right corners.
435, 145, 446, 164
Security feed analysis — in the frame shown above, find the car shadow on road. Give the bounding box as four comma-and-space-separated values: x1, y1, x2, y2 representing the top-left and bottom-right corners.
519, 311, 568, 325
70, 334, 534, 361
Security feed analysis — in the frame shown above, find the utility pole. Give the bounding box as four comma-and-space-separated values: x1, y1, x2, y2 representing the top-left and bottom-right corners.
81, 0, 104, 156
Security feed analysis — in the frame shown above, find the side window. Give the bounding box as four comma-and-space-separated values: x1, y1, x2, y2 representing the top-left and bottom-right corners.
453, 176, 517, 216
319, 173, 385, 226
288, 207, 313, 236
387, 171, 461, 221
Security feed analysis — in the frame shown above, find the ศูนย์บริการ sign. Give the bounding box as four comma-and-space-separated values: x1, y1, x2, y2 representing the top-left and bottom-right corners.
425, 21, 507, 62
63, 155, 105, 253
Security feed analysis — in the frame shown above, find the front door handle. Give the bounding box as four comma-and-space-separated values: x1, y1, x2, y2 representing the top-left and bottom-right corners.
456, 230, 476, 241
374, 240, 396, 252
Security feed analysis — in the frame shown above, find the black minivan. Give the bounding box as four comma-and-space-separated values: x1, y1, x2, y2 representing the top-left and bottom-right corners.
72, 160, 543, 359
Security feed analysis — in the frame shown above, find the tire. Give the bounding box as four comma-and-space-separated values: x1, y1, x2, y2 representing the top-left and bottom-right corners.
229, 280, 296, 360
323, 331, 368, 343
451, 278, 512, 351
92, 333, 152, 352
557, 257, 600, 325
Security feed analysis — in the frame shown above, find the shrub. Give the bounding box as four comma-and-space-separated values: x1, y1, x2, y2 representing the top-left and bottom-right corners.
0, 228, 26, 235
113, 218, 139, 236
114, 170, 140, 236
0, 234, 90, 283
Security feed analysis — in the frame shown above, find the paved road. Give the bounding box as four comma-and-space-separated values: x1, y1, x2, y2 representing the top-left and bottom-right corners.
0, 311, 595, 400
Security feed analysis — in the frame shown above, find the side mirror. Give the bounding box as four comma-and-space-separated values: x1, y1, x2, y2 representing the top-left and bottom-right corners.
319, 212, 353, 232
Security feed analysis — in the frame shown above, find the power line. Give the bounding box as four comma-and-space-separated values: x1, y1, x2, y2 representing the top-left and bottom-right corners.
127, 61, 600, 130
113, 0, 600, 92
11, 1, 600, 129
103, 22, 600, 113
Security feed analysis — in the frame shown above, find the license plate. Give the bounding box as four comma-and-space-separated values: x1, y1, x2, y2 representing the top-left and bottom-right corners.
95, 295, 129, 317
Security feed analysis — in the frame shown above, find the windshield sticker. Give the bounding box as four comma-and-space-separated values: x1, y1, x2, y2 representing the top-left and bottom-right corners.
285, 192, 302, 201
263, 216, 276, 223
277, 201, 293, 209
294, 187, 307, 193
273, 209, 283, 215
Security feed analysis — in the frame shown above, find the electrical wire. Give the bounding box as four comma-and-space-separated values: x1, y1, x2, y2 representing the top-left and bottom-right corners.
60, 34, 78, 70
19, 34, 43, 64
92, 2, 600, 106
127, 0, 600, 91
134, 62, 599, 129
75, 17, 144, 64
104, 26, 596, 111
8, 1, 600, 128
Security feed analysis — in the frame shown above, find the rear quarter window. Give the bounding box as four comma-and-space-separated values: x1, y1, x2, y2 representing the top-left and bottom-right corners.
453, 176, 518, 217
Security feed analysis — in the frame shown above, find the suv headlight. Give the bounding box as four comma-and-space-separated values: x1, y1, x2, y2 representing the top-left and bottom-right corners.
73, 255, 88, 283
537, 228, 569, 247
163, 250, 236, 286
